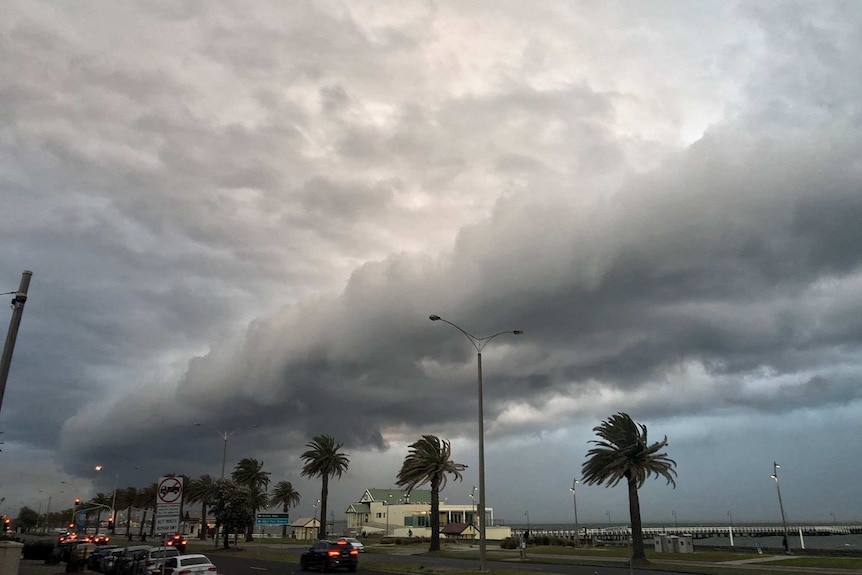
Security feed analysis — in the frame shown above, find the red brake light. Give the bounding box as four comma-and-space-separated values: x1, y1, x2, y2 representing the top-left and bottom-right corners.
350, 549, 358, 556
178, 570, 191, 575
206, 568, 217, 572
328, 550, 340, 557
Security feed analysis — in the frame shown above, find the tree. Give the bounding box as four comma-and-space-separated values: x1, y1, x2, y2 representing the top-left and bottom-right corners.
117, 487, 138, 539
396, 435, 466, 551
91, 493, 110, 534
581, 412, 677, 564
186, 475, 217, 540
16, 506, 39, 532
136, 483, 158, 540
212, 480, 255, 549
232, 458, 272, 541
300, 435, 350, 540
270, 481, 301, 538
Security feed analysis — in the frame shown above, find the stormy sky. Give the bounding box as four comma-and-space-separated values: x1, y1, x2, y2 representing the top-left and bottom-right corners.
2, 1, 862, 527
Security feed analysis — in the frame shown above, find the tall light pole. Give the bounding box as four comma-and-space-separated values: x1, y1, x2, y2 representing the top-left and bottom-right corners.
771, 461, 790, 553
606, 510, 611, 528
569, 478, 580, 547
0, 271, 33, 417
672, 510, 678, 529
95, 465, 119, 535
194, 423, 259, 479
727, 510, 733, 527
429, 314, 522, 571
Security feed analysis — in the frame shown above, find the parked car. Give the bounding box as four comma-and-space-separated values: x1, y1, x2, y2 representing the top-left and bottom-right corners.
300, 539, 359, 572
162, 553, 220, 575
88, 544, 119, 571
101, 547, 127, 574
338, 538, 365, 553
134, 546, 180, 575
115, 545, 153, 575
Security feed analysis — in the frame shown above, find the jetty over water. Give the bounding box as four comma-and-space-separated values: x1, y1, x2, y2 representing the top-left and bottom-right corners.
514, 524, 862, 541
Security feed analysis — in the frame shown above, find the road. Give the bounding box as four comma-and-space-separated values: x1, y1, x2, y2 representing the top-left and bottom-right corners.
208, 548, 689, 575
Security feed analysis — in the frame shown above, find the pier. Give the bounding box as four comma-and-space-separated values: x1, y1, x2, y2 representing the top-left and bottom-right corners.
514, 524, 862, 542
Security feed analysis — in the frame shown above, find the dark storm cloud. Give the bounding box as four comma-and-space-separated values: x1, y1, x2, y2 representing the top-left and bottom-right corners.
4, 0, 862, 523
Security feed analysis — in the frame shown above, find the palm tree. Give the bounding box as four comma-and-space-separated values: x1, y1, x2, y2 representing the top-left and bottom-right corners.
232, 458, 272, 541
270, 481, 301, 538
91, 493, 110, 534
186, 475, 218, 540
117, 487, 138, 540
300, 435, 350, 540
581, 412, 678, 564
396, 435, 466, 551
136, 483, 158, 540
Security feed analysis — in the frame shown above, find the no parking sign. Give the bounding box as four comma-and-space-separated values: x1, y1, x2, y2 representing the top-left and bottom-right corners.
156, 476, 183, 533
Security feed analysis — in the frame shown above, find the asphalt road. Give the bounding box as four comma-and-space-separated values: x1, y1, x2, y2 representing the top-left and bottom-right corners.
208, 549, 690, 575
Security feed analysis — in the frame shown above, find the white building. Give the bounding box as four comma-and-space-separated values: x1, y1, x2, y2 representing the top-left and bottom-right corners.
345, 488, 511, 540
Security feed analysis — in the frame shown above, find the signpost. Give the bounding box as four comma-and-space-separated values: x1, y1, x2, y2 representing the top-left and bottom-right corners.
156, 476, 183, 534
256, 513, 290, 525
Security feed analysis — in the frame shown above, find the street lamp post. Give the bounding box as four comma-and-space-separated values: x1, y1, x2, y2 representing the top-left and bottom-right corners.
569, 478, 580, 547
672, 510, 678, 529
771, 462, 790, 553
429, 314, 522, 571
194, 423, 259, 479
95, 466, 119, 535
606, 510, 611, 528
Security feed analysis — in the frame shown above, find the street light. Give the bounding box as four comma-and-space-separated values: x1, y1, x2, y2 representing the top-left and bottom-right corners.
569, 478, 580, 547
193, 423, 259, 479
95, 466, 118, 535
385, 494, 392, 537
672, 510, 678, 529
606, 510, 611, 528
771, 461, 790, 553
429, 314, 522, 571
469, 486, 477, 527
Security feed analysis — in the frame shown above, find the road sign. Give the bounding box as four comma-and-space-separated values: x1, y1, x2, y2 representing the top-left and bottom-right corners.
155, 514, 180, 533
256, 513, 290, 525
157, 477, 183, 504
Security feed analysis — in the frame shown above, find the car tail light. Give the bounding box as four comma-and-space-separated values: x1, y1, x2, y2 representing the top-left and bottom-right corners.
178, 570, 191, 575
206, 568, 217, 572
350, 550, 358, 556
328, 550, 340, 557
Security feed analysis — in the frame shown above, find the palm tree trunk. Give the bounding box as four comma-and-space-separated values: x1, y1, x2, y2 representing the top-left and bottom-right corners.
627, 474, 647, 563
125, 505, 132, 539
282, 504, 288, 538
429, 477, 441, 551
318, 475, 329, 540
139, 510, 148, 540
199, 503, 208, 540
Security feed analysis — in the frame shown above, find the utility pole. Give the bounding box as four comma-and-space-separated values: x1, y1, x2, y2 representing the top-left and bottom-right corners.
0, 271, 33, 416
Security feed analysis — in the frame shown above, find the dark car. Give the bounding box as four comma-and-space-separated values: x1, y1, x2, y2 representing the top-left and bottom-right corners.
300, 539, 358, 572
88, 544, 119, 571
115, 545, 153, 575
166, 533, 188, 552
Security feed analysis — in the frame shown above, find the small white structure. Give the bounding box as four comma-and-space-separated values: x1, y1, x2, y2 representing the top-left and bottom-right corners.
653, 534, 693, 553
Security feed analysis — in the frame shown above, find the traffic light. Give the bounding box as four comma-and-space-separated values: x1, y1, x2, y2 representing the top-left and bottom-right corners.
107, 516, 114, 529
74, 497, 81, 506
